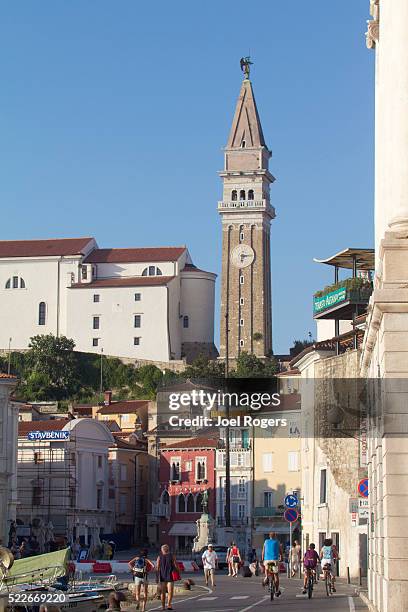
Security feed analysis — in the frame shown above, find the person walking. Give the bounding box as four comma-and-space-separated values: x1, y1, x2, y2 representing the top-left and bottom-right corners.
226, 541, 234, 577
129, 549, 155, 611
202, 544, 218, 589
290, 542, 299, 577
156, 544, 178, 610
230, 542, 241, 577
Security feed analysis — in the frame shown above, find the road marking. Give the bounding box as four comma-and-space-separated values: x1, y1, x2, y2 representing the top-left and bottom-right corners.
238, 595, 268, 612
148, 586, 211, 611
349, 596, 356, 611
198, 597, 218, 601
230, 595, 249, 599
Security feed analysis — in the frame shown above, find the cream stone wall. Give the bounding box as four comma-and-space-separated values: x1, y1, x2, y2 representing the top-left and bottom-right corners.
362, 1, 408, 609
0, 377, 18, 545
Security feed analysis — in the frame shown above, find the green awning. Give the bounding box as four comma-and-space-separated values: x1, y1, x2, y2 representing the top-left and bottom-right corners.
5, 548, 69, 586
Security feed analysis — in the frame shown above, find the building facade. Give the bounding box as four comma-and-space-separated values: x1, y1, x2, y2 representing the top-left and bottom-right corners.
0, 239, 216, 363
218, 72, 275, 360
17, 418, 115, 544
155, 438, 217, 553
108, 433, 148, 546
251, 402, 301, 551
362, 1, 408, 610
293, 348, 368, 581
215, 427, 252, 551
0, 374, 18, 546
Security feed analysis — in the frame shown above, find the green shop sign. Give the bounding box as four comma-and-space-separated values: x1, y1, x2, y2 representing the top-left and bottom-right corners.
314, 287, 347, 314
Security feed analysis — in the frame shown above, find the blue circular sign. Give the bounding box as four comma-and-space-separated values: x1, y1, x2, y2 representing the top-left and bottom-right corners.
284, 494, 298, 509
358, 478, 369, 498
284, 508, 298, 523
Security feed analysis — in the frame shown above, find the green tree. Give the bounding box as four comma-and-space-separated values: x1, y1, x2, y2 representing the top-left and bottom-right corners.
183, 354, 225, 379
22, 334, 80, 400
290, 338, 314, 357
230, 351, 278, 378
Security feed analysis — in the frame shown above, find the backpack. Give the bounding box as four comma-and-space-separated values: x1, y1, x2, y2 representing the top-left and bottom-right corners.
303, 550, 317, 568
133, 557, 147, 578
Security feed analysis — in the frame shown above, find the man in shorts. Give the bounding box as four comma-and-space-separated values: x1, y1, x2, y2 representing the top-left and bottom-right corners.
202, 544, 218, 588
262, 532, 283, 597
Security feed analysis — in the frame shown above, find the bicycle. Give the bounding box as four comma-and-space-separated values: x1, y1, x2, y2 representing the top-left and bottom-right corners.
305, 567, 314, 599
264, 562, 278, 601
323, 563, 333, 596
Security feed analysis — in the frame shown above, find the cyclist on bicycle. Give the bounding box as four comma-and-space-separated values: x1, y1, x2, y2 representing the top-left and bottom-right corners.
302, 543, 320, 594
320, 538, 338, 592
261, 532, 283, 598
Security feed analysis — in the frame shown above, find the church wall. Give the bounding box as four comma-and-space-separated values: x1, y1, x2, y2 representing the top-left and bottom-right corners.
180, 272, 216, 344
0, 257, 81, 350
66, 283, 172, 361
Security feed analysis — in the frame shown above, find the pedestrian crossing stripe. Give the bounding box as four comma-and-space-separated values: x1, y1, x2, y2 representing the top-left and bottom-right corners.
198, 596, 217, 600
230, 596, 250, 599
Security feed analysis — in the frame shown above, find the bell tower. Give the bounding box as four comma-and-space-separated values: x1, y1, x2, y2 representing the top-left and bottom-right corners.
218, 62, 275, 361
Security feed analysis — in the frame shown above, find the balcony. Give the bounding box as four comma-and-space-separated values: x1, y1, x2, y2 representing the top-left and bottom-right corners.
313, 278, 373, 320
151, 502, 170, 519
217, 517, 250, 527
253, 506, 283, 518
218, 200, 275, 217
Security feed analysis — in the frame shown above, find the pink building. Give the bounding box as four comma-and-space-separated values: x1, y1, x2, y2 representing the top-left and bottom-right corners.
158, 438, 217, 553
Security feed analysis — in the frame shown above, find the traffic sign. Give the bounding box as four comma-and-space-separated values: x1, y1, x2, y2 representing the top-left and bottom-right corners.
359, 499, 369, 520
284, 508, 298, 523
284, 494, 298, 509
358, 478, 369, 498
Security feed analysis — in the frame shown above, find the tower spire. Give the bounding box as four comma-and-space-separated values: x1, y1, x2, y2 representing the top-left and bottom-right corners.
226, 77, 267, 150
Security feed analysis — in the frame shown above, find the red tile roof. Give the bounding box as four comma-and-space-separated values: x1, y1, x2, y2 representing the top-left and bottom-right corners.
97, 400, 149, 415
182, 263, 213, 275
70, 276, 174, 289
18, 419, 69, 435
162, 437, 219, 450
84, 247, 186, 264
0, 238, 93, 259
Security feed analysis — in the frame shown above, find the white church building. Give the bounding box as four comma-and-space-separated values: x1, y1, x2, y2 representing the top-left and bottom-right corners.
0, 237, 217, 363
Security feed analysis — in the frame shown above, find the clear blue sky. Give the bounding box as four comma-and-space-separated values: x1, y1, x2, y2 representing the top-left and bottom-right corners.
0, 1, 374, 354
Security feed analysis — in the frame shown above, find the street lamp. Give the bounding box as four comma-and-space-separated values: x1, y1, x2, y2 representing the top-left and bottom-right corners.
100, 348, 104, 396
7, 337, 12, 375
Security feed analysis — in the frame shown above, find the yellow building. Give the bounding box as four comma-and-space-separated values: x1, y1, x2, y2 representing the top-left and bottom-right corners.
93, 391, 150, 432
252, 372, 301, 550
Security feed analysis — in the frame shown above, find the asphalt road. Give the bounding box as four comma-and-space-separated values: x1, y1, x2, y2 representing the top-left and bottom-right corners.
144, 573, 368, 612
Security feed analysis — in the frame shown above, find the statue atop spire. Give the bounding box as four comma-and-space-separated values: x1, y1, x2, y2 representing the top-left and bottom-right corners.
240, 56, 253, 80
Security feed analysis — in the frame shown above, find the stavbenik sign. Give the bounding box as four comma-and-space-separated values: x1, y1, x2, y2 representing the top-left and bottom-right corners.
27, 431, 70, 441
314, 287, 347, 314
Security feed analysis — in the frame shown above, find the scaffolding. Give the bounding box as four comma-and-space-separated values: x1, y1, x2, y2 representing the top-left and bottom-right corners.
17, 431, 78, 543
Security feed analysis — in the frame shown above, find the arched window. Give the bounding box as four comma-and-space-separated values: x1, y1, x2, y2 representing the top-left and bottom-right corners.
186, 493, 195, 513
5, 276, 26, 289
231, 190, 237, 201
248, 189, 254, 200
142, 266, 163, 276
240, 190, 246, 201
177, 493, 186, 513
38, 302, 46, 326
183, 315, 189, 329
241, 140, 246, 148
195, 493, 203, 513
161, 490, 170, 505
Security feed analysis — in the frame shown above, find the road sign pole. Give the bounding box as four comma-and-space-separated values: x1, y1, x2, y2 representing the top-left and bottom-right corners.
289, 521, 292, 579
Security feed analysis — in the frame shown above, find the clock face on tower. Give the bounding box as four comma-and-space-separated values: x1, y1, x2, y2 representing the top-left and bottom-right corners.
230, 244, 255, 268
